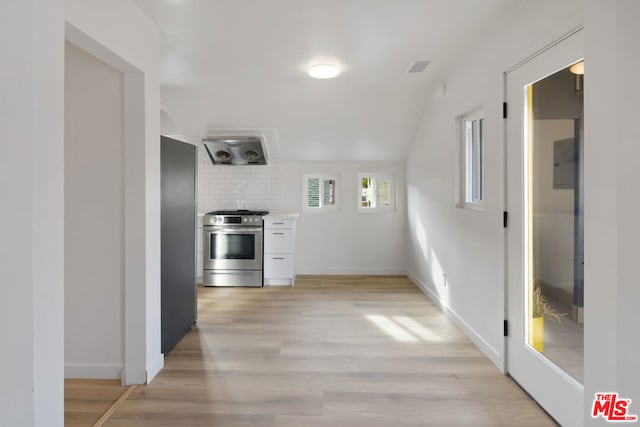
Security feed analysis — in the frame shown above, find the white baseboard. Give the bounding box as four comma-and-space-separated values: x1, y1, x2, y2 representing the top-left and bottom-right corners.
146, 353, 164, 384
264, 276, 294, 286
297, 267, 406, 275
123, 367, 145, 385
65, 363, 123, 379
406, 271, 503, 370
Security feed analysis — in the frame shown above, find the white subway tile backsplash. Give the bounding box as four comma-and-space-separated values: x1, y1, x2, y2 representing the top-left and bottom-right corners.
195, 128, 286, 213
197, 145, 283, 213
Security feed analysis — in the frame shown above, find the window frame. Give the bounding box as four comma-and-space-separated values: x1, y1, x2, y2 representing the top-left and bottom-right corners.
302, 174, 339, 212
458, 109, 486, 210
358, 173, 396, 213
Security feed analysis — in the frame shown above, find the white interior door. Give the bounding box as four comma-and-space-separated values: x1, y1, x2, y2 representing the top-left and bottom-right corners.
506, 29, 584, 426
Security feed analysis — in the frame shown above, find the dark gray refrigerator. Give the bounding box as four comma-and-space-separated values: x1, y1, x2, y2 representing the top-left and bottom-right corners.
161, 136, 197, 354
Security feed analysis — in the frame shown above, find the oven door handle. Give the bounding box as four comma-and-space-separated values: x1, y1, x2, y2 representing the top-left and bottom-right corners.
204, 227, 262, 234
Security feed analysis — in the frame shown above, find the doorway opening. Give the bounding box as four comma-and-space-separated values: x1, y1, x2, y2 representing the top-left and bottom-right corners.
64, 22, 151, 386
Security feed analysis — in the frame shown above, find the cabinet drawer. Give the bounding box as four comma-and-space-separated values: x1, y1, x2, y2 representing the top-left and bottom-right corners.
264, 218, 295, 229
264, 229, 294, 253
264, 254, 294, 278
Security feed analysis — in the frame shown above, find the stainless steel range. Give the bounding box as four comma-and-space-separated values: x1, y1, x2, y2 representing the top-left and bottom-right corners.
202, 210, 268, 287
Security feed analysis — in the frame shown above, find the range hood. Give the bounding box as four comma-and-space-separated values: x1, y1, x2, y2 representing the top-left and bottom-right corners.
203, 135, 267, 166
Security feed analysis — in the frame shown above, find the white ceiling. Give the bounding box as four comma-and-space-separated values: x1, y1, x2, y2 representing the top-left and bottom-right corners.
136, 0, 517, 161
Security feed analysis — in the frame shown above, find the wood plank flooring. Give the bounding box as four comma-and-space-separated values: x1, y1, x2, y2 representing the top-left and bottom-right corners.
65, 379, 127, 426
67, 275, 556, 426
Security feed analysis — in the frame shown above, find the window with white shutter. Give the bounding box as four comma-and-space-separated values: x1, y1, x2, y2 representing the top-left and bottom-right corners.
303, 174, 338, 211
358, 173, 396, 212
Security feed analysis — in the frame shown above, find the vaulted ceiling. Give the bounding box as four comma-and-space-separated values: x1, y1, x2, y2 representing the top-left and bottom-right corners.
135, 0, 517, 161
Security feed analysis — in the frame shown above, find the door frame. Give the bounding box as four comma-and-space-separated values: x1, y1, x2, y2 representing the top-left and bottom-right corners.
65, 22, 154, 385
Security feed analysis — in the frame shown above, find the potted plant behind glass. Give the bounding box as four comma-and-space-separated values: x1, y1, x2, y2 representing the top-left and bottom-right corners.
531, 279, 566, 352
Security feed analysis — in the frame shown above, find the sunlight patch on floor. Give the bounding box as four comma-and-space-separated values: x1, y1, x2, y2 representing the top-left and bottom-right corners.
365, 315, 418, 342
392, 316, 443, 343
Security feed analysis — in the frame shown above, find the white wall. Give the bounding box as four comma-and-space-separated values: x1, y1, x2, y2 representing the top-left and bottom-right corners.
64, 42, 125, 379
281, 161, 406, 275
405, 0, 583, 370
584, 1, 640, 424
406, 1, 640, 424
196, 157, 406, 274
65, 0, 162, 384
192, 127, 407, 276
0, 0, 161, 421
0, 1, 160, 421
0, 1, 65, 426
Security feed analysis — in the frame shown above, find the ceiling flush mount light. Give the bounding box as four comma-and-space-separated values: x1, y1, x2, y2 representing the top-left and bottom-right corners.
570, 61, 584, 75
308, 64, 340, 79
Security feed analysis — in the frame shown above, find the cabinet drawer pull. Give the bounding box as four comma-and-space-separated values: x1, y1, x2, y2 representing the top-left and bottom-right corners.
272, 257, 285, 260
272, 232, 285, 235
272, 222, 285, 225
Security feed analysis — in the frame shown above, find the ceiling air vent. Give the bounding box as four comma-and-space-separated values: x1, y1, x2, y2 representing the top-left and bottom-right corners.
408, 60, 431, 73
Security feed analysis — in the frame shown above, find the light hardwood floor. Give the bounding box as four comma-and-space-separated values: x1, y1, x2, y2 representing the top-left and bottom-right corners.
66, 275, 557, 426
65, 379, 127, 426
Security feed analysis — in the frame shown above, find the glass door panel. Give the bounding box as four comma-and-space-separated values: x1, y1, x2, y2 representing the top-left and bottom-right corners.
526, 63, 584, 382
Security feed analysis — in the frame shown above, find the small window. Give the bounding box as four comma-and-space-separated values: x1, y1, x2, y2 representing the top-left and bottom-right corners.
358, 174, 396, 212
303, 174, 338, 211
460, 110, 485, 208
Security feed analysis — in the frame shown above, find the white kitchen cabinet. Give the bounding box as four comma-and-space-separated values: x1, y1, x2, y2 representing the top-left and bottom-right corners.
264, 229, 294, 253
263, 213, 298, 286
